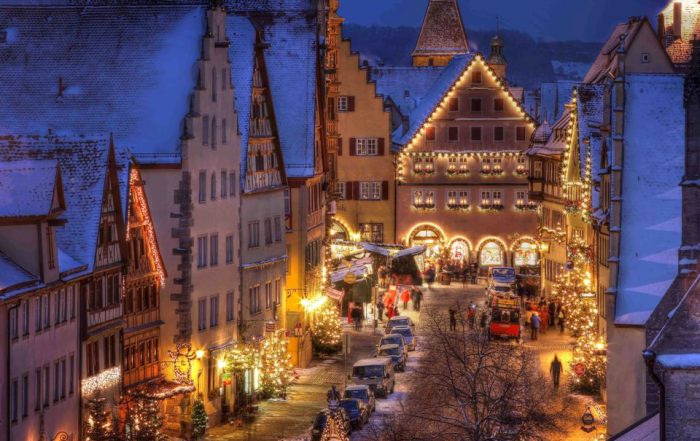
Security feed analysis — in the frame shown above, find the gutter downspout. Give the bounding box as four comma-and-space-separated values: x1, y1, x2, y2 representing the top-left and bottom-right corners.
6, 302, 19, 441
642, 349, 665, 441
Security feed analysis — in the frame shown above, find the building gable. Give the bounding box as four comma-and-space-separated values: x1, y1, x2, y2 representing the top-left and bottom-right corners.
94, 145, 126, 269
412, 0, 469, 66
395, 54, 535, 150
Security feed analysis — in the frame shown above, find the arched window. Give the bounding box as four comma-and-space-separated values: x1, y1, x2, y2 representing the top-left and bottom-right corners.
479, 241, 505, 266
513, 241, 539, 267
449, 239, 470, 263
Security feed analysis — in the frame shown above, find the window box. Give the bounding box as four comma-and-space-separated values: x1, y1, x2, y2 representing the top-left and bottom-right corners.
480, 202, 504, 212
447, 203, 470, 211
515, 166, 528, 176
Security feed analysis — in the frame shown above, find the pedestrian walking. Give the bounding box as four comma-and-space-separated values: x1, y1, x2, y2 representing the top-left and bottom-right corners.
393, 304, 399, 318
530, 312, 541, 340
376, 299, 384, 322
414, 287, 423, 311
426, 265, 436, 289
550, 355, 563, 388
387, 302, 395, 320
548, 301, 556, 327
401, 288, 411, 311
449, 302, 459, 331
480, 311, 488, 332
558, 310, 566, 333
540, 308, 548, 334
467, 301, 477, 329
351, 306, 361, 331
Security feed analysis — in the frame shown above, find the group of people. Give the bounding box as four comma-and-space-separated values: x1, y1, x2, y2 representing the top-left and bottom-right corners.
376, 286, 424, 322
448, 301, 488, 332
527, 299, 566, 340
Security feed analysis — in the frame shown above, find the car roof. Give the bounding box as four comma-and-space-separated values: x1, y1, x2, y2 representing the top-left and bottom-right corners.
345, 384, 370, 391
382, 333, 404, 340
379, 344, 400, 350
353, 357, 392, 367
393, 325, 412, 331
389, 316, 411, 321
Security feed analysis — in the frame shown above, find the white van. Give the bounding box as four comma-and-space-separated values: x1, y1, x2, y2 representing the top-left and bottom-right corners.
351, 357, 395, 398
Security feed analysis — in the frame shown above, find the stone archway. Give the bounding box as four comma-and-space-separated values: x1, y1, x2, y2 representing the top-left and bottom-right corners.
330, 220, 351, 242
512, 238, 540, 267
448, 237, 472, 264
407, 224, 446, 269
476, 238, 507, 267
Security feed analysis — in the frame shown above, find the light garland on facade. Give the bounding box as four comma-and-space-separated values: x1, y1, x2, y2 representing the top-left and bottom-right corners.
168, 343, 197, 386
128, 169, 166, 287
81, 366, 122, 397
301, 295, 327, 312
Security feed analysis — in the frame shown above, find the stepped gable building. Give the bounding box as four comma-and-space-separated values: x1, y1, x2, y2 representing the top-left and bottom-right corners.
228, 15, 288, 341
331, 25, 395, 245
392, 43, 539, 271
0, 3, 242, 429
412, 0, 469, 67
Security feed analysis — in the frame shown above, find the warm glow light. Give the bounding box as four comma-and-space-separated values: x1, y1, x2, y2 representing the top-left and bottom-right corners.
300, 296, 327, 312
217, 359, 227, 370
81, 366, 121, 397
196, 349, 205, 360
129, 169, 166, 287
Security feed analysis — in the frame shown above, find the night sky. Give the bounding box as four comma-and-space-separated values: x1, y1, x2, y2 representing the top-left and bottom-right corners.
338, 0, 670, 42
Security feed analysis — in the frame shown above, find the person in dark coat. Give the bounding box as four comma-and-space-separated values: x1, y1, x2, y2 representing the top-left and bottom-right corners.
550, 355, 563, 388
351, 306, 361, 331
448, 303, 458, 331
530, 312, 541, 340
426, 266, 436, 289
480, 311, 488, 332
548, 301, 556, 327
376, 298, 385, 322
558, 310, 566, 333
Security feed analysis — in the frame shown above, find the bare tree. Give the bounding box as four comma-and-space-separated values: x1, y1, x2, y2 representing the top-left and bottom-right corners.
362, 307, 561, 441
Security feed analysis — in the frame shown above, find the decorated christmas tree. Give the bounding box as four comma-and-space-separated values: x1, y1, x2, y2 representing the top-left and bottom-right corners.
126, 396, 167, 441
191, 399, 208, 440
259, 331, 295, 398
312, 301, 343, 354
570, 332, 607, 394
84, 396, 116, 441
321, 411, 350, 441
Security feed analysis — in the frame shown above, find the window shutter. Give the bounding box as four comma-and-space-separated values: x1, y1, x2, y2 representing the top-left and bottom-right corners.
348, 96, 356, 112
378, 138, 385, 155
345, 182, 352, 200
352, 181, 360, 200
349, 138, 357, 156
337, 137, 342, 156
382, 181, 389, 200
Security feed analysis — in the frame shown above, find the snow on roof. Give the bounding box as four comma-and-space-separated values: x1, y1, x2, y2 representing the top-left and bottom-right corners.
615, 74, 685, 326
577, 84, 604, 180
371, 66, 445, 119
0, 251, 38, 294
394, 54, 476, 148
539, 81, 578, 123
657, 353, 700, 369
0, 135, 131, 273
0, 5, 204, 154
412, 0, 469, 57
353, 357, 391, 367
0, 160, 58, 218
583, 18, 644, 84
225, 0, 314, 12
227, 15, 257, 182
228, 10, 318, 178
660, 0, 700, 65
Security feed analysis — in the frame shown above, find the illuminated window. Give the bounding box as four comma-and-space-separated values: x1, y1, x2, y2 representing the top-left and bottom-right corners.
459, 157, 469, 174
447, 157, 457, 173
424, 157, 435, 173
450, 240, 469, 262
413, 157, 423, 173
479, 242, 504, 266
356, 138, 378, 155
446, 190, 457, 208
493, 158, 503, 174
481, 158, 491, 174
359, 181, 381, 200
514, 242, 539, 266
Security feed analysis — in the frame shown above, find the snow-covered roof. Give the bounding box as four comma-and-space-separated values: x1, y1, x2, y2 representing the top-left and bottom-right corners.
353, 357, 391, 368
615, 74, 685, 326
657, 353, 700, 368
660, 0, 700, 65
412, 0, 469, 57
0, 251, 38, 295
539, 81, 578, 123
0, 5, 204, 154
228, 9, 318, 178
371, 66, 444, 121
0, 160, 59, 219
0, 135, 131, 273
577, 84, 604, 179
583, 18, 644, 84
225, 0, 314, 12
394, 54, 476, 148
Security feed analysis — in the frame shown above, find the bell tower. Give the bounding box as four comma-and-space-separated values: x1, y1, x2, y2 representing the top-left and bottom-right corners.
412, 0, 469, 67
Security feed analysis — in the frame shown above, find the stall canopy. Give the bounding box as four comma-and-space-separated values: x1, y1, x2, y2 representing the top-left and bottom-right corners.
330, 257, 373, 284
359, 242, 426, 258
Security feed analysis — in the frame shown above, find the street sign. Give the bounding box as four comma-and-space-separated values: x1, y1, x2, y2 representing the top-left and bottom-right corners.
582, 411, 595, 426
265, 322, 276, 333
574, 363, 586, 376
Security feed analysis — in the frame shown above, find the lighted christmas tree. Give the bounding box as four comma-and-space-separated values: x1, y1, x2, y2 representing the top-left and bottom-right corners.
552, 237, 596, 337
191, 399, 208, 440
259, 331, 295, 398
312, 301, 343, 354
126, 395, 167, 441
84, 396, 116, 441
570, 332, 607, 394
223, 342, 259, 373
321, 411, 349, 441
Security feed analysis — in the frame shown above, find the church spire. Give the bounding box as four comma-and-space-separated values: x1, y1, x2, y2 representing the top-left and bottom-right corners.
412, 0, 469, 67
487, 28, 507, 79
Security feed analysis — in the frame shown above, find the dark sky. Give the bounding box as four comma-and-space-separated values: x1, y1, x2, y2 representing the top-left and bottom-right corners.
338, 0, 670, 42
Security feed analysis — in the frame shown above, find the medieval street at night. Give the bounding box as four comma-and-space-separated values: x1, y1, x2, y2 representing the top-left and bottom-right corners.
0, 0, 699, 440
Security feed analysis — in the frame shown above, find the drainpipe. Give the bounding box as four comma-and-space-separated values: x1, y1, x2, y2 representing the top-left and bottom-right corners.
5, 302, 19, 441
642, 349, 665, 441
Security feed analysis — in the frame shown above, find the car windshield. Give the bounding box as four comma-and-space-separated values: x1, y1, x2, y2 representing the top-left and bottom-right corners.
389, 318, 409, 327
381, 336, 402, 346
340, 400, 358, 411
353, 365, 384, 378
492, 268, 515, 278
380, 347, 400, 356
344, 389, 367, 400
493, 309, 520, 324
313, 413, 327, 429
394, 328, 413, 338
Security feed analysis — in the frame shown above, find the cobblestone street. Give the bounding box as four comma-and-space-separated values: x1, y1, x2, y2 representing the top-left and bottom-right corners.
206, 284, 606, 441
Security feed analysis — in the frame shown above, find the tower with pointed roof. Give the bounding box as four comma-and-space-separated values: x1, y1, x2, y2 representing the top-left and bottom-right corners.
412, 0, 469, 67
487, 33, 507, 78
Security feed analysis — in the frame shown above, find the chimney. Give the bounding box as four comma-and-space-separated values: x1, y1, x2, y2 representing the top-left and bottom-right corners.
658, 13, 665, 44
674, 1, 682, 38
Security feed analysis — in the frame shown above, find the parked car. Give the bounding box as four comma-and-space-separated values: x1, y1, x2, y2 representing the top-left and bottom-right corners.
310, 408, 352, 441
339, 398, 370, 429
391, 325, 417, 351
384, 315, 414, 334
376, 343, 406, 371
378, 333, 408, 357
343, 384, 376, 413
351, 357, 396, 398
